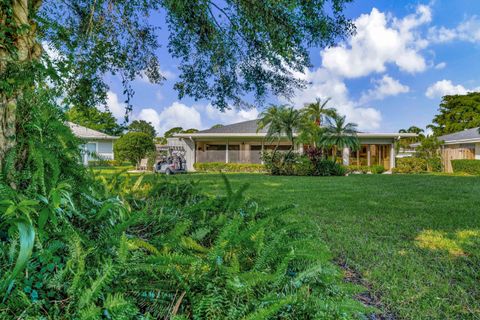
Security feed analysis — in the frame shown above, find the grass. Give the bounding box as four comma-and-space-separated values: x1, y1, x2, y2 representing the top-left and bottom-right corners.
95, 170, 480, 319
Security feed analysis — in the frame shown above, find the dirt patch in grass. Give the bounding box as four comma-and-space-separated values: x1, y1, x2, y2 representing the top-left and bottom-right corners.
338, 259, 396, 320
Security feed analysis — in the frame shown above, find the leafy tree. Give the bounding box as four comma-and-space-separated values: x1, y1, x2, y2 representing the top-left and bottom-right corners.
128, 120, 156, 139
114, 132, 155, 167
210, 124, 224, 129
0, 0, 354, 169
397, 126, 425, 151
415, 136, 443, 172
66, 106, 124, 136
182, 128, 199, 134
428, 92, 480, 136
320, 114, 359, 160
164, 127, 185, 139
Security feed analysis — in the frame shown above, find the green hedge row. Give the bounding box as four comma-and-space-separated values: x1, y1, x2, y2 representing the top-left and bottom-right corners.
194, 162, 267, 173
345, 165, 385, 174
451, 159, 480, 175
88, 160, 132, 167
393, 157, 427, 173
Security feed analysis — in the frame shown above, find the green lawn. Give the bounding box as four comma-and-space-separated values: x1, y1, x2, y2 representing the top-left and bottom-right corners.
97, 170, 480, 319
95, 170, 480, 319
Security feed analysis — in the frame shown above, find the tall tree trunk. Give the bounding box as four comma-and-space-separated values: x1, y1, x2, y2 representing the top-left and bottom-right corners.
0, 0, 42, 168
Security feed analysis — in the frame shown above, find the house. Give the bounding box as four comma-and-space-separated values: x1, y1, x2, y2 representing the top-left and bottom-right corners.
67, 122, 119, 165
170, 119, 416, 171
437, 127, 480, 172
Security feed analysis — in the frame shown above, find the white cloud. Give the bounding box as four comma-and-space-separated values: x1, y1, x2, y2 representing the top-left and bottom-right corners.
425, 80, 469, 99
136, 102, 202, 135
105, 91, 128, 120
434, 62, 447, 70
321, 5, 431, 78
203, 105, 259, 124
429, 16, 480, 43
360, 75, 410, 103
132, 101, 259, 135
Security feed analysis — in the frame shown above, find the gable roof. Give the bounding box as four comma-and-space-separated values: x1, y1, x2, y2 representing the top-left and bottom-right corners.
438, 127, 480, 144
68, 122, 118, 140
196, 120, 268, 134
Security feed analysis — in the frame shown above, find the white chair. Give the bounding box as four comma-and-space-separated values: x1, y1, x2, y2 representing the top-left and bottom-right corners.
138, 158, 148, 171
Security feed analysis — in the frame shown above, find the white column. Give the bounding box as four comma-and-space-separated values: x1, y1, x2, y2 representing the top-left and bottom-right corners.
342, 147, 350, 166
261, 141, 264, 165
297, 143, 304, 154
226, 141, 229, 163
367, 145, 371, 166
390, 143, 395, 169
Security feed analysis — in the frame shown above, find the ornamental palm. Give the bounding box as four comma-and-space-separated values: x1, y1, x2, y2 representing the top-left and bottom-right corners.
301, 98, 337, 126
320, 114, 359, 161
258, 105, 302, 151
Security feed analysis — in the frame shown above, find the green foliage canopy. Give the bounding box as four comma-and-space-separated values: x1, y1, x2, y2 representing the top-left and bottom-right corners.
127, 120, 156, 139
114, 132, 155, 166
428, 92, 480, 136
66, 106, 124, 136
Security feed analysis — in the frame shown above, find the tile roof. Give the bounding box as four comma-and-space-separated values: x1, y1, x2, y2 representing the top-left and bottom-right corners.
67, 122, 118, 140
438, 127, 480, 143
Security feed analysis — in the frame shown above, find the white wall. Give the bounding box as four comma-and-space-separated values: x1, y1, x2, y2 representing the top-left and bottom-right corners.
475, 143, 480, 160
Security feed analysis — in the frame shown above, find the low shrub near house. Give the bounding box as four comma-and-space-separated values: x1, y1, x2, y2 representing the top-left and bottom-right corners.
88, 159, 132, 167
314, 159, 347, 176
346, 165, 385, 174
451, 159, 480, 175
194, 162, 266, 173
393, 157, 428, 174
262, 152, 345, 176
426, 157, 443, 172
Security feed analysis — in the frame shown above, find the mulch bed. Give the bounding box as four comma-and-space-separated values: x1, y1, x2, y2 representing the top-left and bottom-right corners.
337, 259, 396, 320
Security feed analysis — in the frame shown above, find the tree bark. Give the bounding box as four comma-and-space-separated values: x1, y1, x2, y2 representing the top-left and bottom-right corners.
0, 0, 42, 168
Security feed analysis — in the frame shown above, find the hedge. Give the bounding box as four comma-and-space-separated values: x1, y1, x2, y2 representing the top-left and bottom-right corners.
345, 165, 385, 174
451, 159, 480, 175
393, 157, 427, 174
88, 160, 132, 167
194, 162, 267, 173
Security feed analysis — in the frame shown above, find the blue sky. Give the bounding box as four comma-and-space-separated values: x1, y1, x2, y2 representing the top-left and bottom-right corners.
102, 0, 480, 135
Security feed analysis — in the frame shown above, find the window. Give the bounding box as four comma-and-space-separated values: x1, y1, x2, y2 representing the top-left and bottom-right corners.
86, 142, 97, 160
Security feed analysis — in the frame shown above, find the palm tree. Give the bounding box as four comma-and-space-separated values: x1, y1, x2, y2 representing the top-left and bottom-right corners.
301, 98, 337, 126
320, 114, 359, 161
258, 105, 302, 152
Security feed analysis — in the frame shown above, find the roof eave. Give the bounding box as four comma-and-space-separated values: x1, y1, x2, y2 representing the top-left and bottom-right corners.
442, 138, 480, 145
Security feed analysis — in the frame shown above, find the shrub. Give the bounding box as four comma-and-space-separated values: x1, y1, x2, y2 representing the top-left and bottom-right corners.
262, 152, 346, 176
393, 157, 427, 174
194, 162, 267, 173
370, 165, 385, 174
0, 175, 367, 319
294, 156, 315, 176
426, 157, 443, 172
314, 159, 346, 176
346, 165, 384, 174
451, 159, 480, 175
261, 151, 298, 175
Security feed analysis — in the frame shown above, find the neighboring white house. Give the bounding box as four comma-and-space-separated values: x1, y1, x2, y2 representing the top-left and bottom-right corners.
67, 122, 119, 165
171, 119, 417, 172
